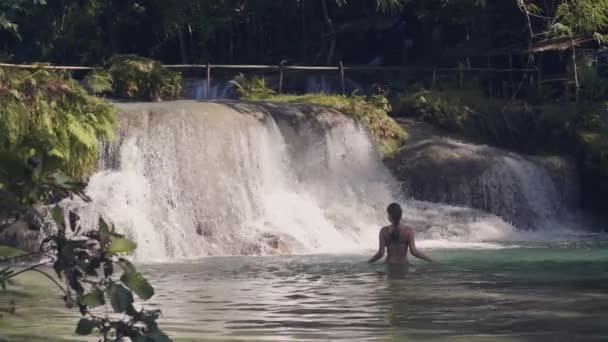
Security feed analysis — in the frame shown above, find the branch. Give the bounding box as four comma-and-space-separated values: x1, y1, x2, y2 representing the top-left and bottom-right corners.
0, 251, 41, 263
4, 260, 51, 281
29, 268, 69, 295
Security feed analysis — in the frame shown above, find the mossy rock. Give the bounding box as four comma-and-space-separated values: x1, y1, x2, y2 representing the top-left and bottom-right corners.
577, 131, 608, 172
233, 76, 407, 158
87, 55, 182, 101
0, 67, 117, 179
392, 87, 574, 154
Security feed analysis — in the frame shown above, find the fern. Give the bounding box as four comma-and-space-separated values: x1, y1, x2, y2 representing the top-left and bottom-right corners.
0, 66, 118, 180
84, 70, 113, 94
103, 55, 182, 101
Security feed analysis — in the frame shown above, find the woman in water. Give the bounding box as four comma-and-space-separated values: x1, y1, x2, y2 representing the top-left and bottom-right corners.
368, 202, 437, 264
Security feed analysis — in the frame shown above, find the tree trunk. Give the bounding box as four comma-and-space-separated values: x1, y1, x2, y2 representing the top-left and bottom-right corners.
177, 27, 188, 64
104, 2, 119, 56
321, 0, 336, 65
571, 37, 580, 102
300, 0, 307, 62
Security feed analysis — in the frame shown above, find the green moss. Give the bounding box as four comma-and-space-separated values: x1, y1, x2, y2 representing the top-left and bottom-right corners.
90, 55, 182, 101
0, 67, 118, 180
234, 76, 407, 158
578, 130, 608, 172
392, 87, 515, 138
392, 87, 578, 153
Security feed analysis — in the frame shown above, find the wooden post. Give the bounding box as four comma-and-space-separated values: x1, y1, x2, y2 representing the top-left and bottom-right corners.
206, 63, 211, 100
339, 60, 345, 94
458, 63, 464, 88
537, 53, 543, 93
508, 53, 514, 97
432, 68, 437, 88
487, 55, 493, 97
571, 39, 580, 103
278, 61, 285, 94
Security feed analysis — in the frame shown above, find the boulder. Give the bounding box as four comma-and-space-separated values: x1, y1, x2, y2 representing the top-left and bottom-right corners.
385, 119, 580, 229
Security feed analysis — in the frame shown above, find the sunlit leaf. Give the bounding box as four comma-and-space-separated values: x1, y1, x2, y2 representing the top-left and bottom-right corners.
82, 288, 105, 308
121, 271, 154, 300
108, 237, 137, 255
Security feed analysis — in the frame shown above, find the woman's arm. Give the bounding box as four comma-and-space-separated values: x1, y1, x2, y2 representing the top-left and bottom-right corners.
407, 229, 438, 263
368, 230, 385, 263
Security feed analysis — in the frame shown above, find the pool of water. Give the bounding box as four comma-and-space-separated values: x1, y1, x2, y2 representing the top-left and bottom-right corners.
2, 241, 608, 341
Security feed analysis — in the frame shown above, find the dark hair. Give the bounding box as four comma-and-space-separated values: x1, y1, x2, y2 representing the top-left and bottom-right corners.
387, 202, 402, 242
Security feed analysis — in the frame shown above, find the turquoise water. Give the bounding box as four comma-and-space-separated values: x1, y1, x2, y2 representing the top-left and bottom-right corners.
2, 241, 608, 341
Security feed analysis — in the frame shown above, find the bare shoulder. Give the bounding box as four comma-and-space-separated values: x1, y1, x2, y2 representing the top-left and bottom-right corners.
379, 225, 389, 234
401, 224, 415, 236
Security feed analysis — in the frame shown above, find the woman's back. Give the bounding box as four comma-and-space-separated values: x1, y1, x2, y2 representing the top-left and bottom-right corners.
383, 224, 410, 265
368, 202, 437, 265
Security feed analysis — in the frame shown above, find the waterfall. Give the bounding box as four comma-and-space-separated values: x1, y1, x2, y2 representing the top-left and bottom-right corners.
183, 79, 236, 100
387, 133, 583, 230
64, 101, 576, 260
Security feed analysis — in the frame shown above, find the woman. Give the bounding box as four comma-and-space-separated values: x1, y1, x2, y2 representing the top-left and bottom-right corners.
368, 202, 437, 265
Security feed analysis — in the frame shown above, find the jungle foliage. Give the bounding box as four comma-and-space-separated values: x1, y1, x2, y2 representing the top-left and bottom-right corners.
0, 67, 117, 180
86, 55, 182, 101
0, 67, 170, 341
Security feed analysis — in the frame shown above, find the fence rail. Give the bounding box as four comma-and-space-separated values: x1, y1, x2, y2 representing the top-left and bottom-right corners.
0, 61, 541, 99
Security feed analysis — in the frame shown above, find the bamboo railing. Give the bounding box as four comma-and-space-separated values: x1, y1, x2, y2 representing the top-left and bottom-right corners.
0, 61, 541, 99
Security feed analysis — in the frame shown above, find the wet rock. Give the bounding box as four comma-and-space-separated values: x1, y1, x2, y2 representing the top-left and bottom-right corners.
0, 221, 40, 254
385, 119, 580, 229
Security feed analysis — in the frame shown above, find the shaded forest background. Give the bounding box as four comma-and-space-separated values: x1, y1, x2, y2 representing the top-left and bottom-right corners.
0, 0, 579, 67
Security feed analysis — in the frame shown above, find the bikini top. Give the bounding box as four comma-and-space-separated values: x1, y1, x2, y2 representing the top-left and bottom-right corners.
387, 225, 406, 248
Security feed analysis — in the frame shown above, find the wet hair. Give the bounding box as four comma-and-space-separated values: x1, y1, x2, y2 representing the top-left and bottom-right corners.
387, 203, 403, 242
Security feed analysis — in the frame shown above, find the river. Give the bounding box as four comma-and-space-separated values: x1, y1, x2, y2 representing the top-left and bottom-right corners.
3, 239, 608, 341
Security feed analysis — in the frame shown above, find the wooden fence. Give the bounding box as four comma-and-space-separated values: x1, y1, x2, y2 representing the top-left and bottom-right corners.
0, 61, 540, 99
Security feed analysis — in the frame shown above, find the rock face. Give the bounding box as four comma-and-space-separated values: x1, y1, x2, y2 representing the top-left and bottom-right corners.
0, 221, 40, 253
385, 119, 581, 229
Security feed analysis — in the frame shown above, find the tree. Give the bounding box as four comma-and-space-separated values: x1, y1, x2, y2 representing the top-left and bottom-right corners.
517, 0, 608, 99
0, 0, 45, 38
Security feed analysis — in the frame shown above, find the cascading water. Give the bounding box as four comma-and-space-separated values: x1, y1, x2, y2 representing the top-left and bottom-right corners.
183, 79, 236, 100
181, 75, 365, 100
386, 123, 585, 231
64, 101, 577, 260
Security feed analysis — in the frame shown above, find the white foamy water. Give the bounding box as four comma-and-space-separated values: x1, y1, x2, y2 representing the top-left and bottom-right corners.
63, 101, 579, 260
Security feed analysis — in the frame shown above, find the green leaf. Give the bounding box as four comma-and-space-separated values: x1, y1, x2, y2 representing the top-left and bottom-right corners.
75, 318, 95, 335
109, 284, 133, 313
0, 245, 26, 259
146, 329, 172, 342
121, 271, 154, 300
47, 171, 72, 186
118, 258, 137, 273
51, 205, 65, 228
82, 288, 105, 308
84, 70, 113, 94
108, 237, 137, 255
98, 217, 110, 235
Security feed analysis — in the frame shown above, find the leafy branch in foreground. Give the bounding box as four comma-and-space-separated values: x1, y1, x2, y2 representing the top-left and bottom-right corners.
0, 160, 170, 340
0, 66, 170, 340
